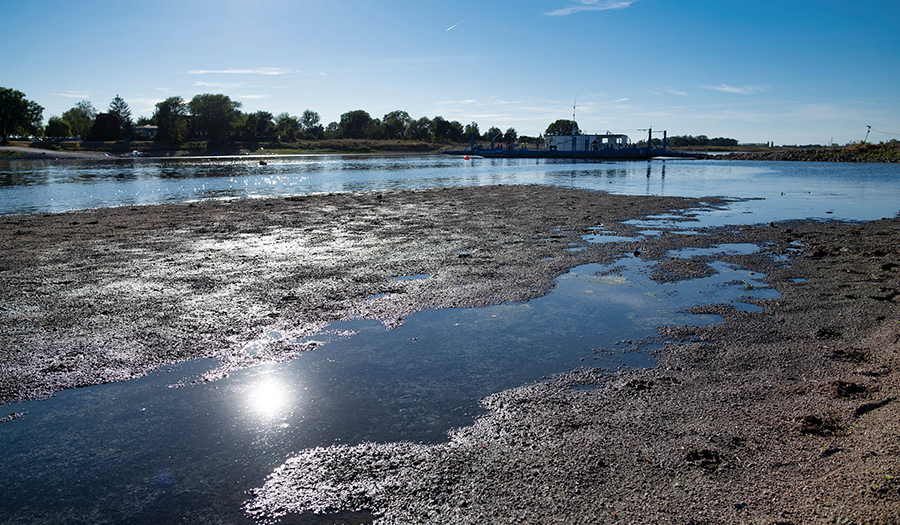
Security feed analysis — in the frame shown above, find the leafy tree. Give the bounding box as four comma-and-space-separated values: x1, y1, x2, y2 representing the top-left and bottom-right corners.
545, 119, 579, 135
298, 109, 324, 139
300, 109, 320, 130
447, 120, 465, 143
135, 116, 152, 126
368, 118, 386, 140
463, 122, 480, 142
275, 112, 301, 142
668, 134, 722, 147
45, 116, 72, 139
154, 96, 188, 143
485, 126, 503, 142
253, 111, 275, 140
189, 93, 242, 143
503, 127, 518, 144
382, 110, 411, 140
431, 116, 450, 141
88, 113, 121, 141
324, 121, 340, 139
405, 116, 431, 141
0, 87, 44, 142
667, 135, 689, 147
62, 100, 96, 139
708, 137, 738, 147
239, 110, 275, 141
339, 109, 373, 139
108, 95, 134, 139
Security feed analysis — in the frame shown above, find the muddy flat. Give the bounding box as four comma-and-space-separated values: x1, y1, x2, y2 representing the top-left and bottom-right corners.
1, 185, 898, 523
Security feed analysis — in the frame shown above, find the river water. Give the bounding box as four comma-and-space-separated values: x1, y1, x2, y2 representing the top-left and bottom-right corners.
2, 155, 899, 222
0, 156, 898, 524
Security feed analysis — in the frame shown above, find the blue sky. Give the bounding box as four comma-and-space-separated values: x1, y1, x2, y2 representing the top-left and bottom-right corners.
2, 0, 898, 144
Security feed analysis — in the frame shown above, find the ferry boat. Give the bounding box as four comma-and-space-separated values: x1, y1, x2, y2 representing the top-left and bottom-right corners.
443, 128, 697, 160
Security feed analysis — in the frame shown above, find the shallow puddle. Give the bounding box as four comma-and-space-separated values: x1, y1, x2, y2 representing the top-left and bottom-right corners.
392, 273, 431, 281
0, 254, 778, 524
582, 232, 642, 244
669, 243, 761, 258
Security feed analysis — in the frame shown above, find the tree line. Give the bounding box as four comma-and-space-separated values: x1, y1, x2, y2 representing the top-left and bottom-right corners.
2, 86, 739, 148
1, 87, 526, 146
665, 135, 738, 147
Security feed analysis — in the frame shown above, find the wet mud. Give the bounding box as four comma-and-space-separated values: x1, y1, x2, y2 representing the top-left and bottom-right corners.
247, 214, 900, 523
2, 185, 898, 523
0, 185, 719, 405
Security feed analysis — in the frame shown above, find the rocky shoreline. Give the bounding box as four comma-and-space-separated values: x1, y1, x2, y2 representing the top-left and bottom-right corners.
711, 143, 900, 163
1, 186, 898, 524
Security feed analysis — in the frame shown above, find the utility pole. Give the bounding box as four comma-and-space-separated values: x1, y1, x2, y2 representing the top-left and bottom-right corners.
863, 125, 871, 144
571, 96, 577, 152
572, 96, 577, 134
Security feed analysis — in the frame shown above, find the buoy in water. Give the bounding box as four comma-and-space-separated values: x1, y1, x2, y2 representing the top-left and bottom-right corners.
464, 156, 470, 160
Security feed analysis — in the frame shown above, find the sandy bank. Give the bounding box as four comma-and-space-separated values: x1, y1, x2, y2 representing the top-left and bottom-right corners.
0, 145, 111, 160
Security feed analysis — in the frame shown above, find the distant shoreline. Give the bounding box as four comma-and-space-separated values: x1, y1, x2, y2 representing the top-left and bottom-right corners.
0, 138, 451, 161
0, 145, 440, 161
4, 139, 899, 163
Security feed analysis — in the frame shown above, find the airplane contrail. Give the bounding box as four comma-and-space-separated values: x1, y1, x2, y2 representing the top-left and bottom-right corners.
446, 19, 465, 31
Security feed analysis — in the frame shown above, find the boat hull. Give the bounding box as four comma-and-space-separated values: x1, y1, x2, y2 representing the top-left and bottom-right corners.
442, 148, 697, 160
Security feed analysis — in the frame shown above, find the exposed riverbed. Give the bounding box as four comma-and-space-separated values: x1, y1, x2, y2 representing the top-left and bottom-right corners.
1, 174, 898, 523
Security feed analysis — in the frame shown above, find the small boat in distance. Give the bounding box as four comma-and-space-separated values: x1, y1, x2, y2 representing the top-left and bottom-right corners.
443, 128, 698, 160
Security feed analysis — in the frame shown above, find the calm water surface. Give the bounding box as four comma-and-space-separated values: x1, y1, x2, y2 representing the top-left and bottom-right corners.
2, 155, 898, 222
0, 156, 896, 523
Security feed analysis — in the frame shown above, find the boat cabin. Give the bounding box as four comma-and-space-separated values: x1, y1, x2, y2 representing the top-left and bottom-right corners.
545, 133, 631, 152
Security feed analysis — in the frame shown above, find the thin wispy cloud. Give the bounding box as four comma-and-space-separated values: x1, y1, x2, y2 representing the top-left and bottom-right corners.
188, 68, 290, 75
438, 99, 477, 105
490, 96, 523, 105
55, 91, 91, 99
235, 94, 270, 99
546, 0, 640, 17
702, 84, 766, 95
193, 81, 246, 89
446, 19, 465, 31
666, 88, 688, 96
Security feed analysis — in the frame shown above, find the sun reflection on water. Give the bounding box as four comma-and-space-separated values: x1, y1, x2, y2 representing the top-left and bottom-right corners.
246, 376, 292, 419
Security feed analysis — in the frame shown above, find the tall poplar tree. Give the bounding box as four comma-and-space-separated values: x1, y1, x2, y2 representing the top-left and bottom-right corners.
108, 95, 134, 139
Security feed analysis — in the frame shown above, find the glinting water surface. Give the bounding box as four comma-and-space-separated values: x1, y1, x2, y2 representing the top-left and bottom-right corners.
2, 155, 899, 222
